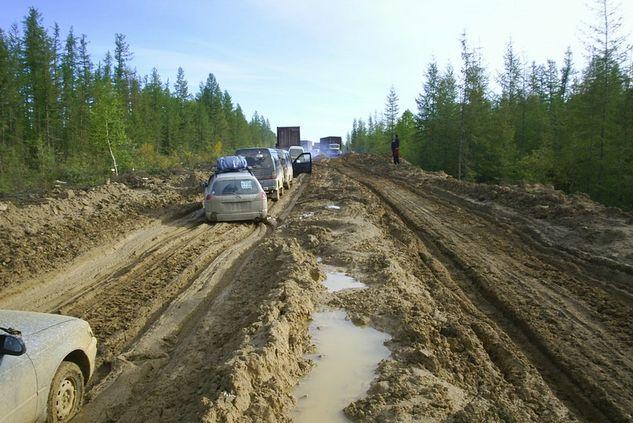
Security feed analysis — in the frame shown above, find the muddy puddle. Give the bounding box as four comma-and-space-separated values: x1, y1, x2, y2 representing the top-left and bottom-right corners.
292, 267, 389, 422
293, 310, 390, 422
321, 265, 367, 292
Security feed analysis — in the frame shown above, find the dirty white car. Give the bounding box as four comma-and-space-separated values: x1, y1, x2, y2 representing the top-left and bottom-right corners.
203, 171, 268, 222
0, 310, 97, 423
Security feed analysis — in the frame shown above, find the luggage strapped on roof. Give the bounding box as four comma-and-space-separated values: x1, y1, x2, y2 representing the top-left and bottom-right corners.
214, 155, 252, 175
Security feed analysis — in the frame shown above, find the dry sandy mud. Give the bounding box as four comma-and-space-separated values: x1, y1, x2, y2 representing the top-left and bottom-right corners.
1, 156, 632, 422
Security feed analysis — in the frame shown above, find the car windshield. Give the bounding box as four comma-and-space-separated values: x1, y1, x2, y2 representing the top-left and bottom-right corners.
212, 178, 259, 196
236, 149, 273, 170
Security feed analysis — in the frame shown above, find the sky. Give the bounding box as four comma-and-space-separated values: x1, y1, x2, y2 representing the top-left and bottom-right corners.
2, 0, 633, 143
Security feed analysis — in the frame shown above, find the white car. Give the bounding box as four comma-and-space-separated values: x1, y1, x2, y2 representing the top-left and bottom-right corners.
288, 146, 304, 162
0, 310, 97, 423
203, 171, 268, 222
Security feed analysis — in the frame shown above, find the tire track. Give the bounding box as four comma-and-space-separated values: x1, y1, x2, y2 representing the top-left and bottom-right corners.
73, 174, 311, 421
338, 163, 631, 423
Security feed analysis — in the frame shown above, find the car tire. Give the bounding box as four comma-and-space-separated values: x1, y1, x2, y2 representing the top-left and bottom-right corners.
272, 189, 280, 201
284, 181, 289, 189
47, 361, 84, 423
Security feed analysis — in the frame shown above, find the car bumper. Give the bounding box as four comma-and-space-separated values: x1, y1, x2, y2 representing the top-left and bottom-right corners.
259, 179, 278, 191
87, 336, 98, 379
205, 210, 267, 222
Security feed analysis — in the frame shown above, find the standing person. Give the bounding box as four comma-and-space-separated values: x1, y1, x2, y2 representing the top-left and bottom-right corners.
391, 134, 400, 165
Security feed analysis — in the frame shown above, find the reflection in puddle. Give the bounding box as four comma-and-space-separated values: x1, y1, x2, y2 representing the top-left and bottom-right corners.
322, 266, 367, 292
292, 310, 391, 423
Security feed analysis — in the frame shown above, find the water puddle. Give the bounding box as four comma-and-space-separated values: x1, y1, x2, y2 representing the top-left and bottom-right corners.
322, 265, 367, 292
292, 310, 391, 422
326, 204, 341, 210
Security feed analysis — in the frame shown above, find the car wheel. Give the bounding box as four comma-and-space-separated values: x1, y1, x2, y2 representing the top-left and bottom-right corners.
47, 361, 84, 423
272, 189, 280, 201
284, 181, 289, 189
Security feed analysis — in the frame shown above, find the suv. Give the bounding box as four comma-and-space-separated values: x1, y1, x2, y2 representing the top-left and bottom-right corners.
235, 148, 285, 200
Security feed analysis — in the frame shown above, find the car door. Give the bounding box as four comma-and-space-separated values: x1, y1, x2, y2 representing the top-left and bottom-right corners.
0, 353, 38, 423
292, 152, 312, 175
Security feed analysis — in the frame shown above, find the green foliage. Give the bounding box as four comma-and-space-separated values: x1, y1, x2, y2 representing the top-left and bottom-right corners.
0, 8, 276, 193
350, 2, 633, 210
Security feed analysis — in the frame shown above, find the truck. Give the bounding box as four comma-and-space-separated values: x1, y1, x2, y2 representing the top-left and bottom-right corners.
319, 136, 343, 157
276, 127, 301, 150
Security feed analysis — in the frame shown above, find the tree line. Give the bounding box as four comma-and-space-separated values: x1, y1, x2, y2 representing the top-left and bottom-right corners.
0, 7, 275, 192
349, 1, 633, 210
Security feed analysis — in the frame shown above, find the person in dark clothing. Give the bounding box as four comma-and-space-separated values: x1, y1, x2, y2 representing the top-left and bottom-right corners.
391, 134, 400, 164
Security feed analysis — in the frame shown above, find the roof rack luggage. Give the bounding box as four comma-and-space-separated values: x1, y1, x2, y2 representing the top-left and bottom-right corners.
215, 155, 249, 173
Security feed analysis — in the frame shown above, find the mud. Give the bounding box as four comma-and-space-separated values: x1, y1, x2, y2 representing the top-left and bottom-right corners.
0, 171, 205, 291
2, 155, 632, 422
292, 309, 390, 423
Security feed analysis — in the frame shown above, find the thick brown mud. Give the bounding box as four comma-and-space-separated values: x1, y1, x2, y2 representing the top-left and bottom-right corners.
2, 156, 632, 422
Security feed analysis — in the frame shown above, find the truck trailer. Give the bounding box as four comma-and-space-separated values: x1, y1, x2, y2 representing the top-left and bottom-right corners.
276, 127, 301, 149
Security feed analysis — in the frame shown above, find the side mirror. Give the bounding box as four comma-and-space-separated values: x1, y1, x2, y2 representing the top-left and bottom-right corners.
0, 334, 26, 356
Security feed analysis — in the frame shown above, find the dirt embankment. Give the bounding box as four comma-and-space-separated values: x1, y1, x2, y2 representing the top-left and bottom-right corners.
348, 154, 633, 270
0, 171, 205, 291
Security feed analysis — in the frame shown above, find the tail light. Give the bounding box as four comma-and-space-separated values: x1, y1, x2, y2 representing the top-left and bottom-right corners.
259, 192, 267, 200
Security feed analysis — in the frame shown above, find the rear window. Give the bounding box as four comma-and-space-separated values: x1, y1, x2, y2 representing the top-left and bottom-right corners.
211, 178, 260, 195
236, 149, 273, 170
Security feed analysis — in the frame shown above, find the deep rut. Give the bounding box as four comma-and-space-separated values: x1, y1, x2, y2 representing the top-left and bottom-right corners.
338, 162, 632, 423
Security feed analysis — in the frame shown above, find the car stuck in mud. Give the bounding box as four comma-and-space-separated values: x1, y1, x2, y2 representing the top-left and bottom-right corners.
203, 156, 268, 223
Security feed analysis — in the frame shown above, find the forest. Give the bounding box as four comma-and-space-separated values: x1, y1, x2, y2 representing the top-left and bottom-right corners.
349, 1, 633, 210
0, 8, 276, 193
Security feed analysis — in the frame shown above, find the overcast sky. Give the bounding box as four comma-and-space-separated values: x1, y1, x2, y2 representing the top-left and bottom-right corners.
3, 1, 633, 142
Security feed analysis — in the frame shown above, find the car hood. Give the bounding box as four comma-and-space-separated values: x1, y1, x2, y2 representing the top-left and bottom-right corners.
0, 310, 75, 336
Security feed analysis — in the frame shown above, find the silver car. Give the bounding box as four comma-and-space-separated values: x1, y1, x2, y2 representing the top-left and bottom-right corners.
276, 149, 294, 189
0, 310, 97, 423
203, 171, 268, 222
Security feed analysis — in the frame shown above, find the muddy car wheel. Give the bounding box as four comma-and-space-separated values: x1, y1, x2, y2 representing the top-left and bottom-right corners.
272, 189, 280, 201
47, 361, 84, 423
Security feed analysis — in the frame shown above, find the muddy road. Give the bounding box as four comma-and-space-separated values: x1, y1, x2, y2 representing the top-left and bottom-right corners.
1, 156, 632, 422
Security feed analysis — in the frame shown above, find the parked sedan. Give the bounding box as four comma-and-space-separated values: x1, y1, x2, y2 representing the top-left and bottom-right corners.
203, 171, 268, 222
0, 310, 97, 423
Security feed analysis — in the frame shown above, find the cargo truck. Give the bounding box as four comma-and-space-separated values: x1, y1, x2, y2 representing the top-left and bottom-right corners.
319, 136, 343, 157
276, 126, 301, 149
